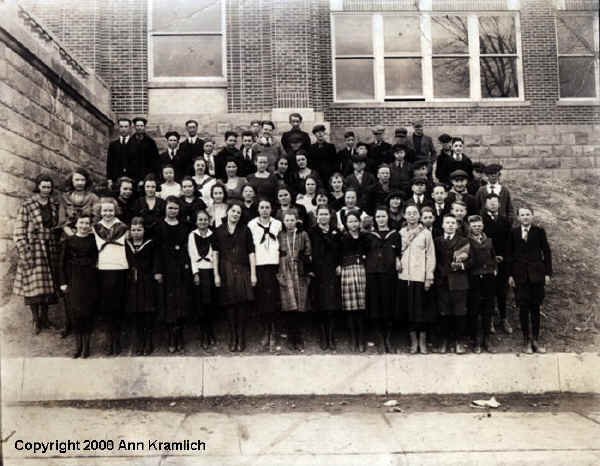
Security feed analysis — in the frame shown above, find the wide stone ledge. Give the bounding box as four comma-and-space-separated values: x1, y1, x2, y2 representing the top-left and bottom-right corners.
2, 353, 598, 402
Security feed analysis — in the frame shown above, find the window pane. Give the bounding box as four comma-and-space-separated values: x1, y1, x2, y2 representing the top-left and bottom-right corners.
559, 57, 597, 97
556, 15, 595, 55
384, 58, 422, 96
152, 0, 221, 32
431, 15, 468, 54
433, 58, 469, 98
383, 16, 421, 54
335, 59, 374, 100
334, 15, 372, 55
480, 57, 518, 97
153, 35, 223, 77
479, 16, 517, 55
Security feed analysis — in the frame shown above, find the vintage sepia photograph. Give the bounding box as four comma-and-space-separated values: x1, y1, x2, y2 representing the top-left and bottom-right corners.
0, 0, 599, 464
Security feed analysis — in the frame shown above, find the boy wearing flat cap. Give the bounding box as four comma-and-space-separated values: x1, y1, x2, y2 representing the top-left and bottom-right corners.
368, 126, 393, 173
408, 175, 433, 212
475, 163, 514, 222
309, 124, 339, 183
447, 170, 478, 215
468, 162, 487, 195
389, 143, 414, 198
159, 131, 188, 182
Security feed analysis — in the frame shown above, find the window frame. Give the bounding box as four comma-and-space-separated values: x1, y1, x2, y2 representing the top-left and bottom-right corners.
147, 0, 227, 84
331, 10, 524, 104
555, 10, 600, 102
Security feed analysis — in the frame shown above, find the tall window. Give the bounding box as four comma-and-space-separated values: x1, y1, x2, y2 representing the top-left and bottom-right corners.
332, 12, 523, 102
556, 12, 600, 99
149, 0, 225, 81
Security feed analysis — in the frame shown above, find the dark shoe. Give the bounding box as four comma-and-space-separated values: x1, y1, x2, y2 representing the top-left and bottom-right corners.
522, 340, 533, 354
418, 332, 428, 354
143, 331, 154, 356
531, 340, 546, 353
489, 320, 496, 335
39, 309, 56, 329
383, 332, 392, 354
228, 333, 237, 352
60, 322, 72, 339
236, 333, 245, 352
455, 342, 466, 354
113, 336, 121, 356
473, 345, 482, 354
328, 328, 336, 351
72, 335, 82, 359
32, 318, 41, 335
260, 329, 270, 350
319, 325, 328, 351
438, 340, 447, 354
502, 319, 513, 335
82, 334, 90, 358
483, 342, 495, 354
409, 331, 418, 354
176, 327, 185, 352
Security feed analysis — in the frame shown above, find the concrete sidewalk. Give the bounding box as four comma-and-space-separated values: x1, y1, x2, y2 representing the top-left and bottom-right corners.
2, 402, 600, 465
2, 352, 599, 402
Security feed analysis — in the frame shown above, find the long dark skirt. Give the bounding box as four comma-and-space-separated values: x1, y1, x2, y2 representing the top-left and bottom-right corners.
254, 265, 281, 315
401, 280, 438, 324
67, 263, 98, 332
366, 273, 397, 320
193, 269, 216, 319
218, 261, 254, 306
98, 270, 127, 317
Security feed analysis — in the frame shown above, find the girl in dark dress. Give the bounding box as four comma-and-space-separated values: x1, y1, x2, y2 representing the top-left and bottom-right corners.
247, 154, 278, 204
248, 199, 283, 351
273, 156, 293, 194
364, 208, 402, 353
290, 151, 321, 196
188, 209, 217, 350
386, 191, 405, 231
132, 175, 166, 239
213, 202, 257, 352
125, 217, 159, 355
179, 176, 207, 232
93, 197, 129, 356
307, 190, 337, 230
59, 214, 98, 358
155, 197, 192, 353
241, 184, 258, 225
339, 212, 368, 352
309, 205, 341, 350
274, 186, 309, 231
115, 177, 135, 225
328, 172, 346, 211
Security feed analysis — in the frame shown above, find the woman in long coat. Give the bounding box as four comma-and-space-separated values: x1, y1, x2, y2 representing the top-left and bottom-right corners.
13, 174, 60, 334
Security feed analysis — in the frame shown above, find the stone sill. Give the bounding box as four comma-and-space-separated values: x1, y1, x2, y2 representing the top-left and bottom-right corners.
148, 79, 228, 89
330, 101, 532, 109
556, 99, 600, 107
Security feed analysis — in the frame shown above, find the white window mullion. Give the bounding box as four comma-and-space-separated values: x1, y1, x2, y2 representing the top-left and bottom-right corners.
468, 14, 481, 101
421, 14, 433, 100
373, 14, 385, 102
595, 12, 600, 98
514, 13, 524, 99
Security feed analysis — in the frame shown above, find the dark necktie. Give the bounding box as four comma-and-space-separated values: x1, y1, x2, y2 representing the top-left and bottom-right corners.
260, 224, 275, 244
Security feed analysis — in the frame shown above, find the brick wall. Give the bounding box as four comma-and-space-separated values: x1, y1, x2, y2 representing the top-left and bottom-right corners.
0, 3, 113, 300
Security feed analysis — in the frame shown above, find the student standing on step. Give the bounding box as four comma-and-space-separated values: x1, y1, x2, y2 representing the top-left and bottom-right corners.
59, 214, 98, 358
248, 199, 283, 351
213, 202, 257, 352
507, 206, 552, 354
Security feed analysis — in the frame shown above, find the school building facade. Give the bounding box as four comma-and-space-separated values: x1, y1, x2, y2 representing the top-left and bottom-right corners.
13, 0, 599, 178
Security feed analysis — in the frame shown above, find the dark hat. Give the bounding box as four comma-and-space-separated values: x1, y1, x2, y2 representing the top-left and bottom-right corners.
344, 131, 356, 139
165, 131, 180, 140
395, 127, 408, 137
450, 169, 469, 180
372, 125, 385, 134
438, 133, 452, 143
312, 124, 327, 134
351, 152, 368, 163
385, 191, 406, 203
468, 215, 483, 223
392, 143, 409, 153
132, 117, 147, 125
484, 163, 503, 175
412, 175, 428, 185
355, 141, 369, 150
413, 160, 429, 170
472, 162, 486, 172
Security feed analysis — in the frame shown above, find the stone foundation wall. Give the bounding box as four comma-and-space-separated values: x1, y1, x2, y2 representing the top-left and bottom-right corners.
0, 3, 113, 302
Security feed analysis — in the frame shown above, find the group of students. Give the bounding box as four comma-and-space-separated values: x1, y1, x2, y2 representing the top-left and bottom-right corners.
13, 113, 553, 358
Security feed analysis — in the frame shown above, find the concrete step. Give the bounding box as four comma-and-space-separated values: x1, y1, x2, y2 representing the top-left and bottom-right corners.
2, 352, 598, 402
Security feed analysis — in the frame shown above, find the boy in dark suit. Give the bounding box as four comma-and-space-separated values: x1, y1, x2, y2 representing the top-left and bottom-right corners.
411, 119, 436, 175
130, 117, 160, 187
368, 125, 393, 173
309, 124, 339, 183
431, 183, 450, 237
215, 131, 241, 181
159, 131, 187, 182
447, 170, 478, 215
337, 131, 356, 176
507, 206, 553, 354
389, 143, 413, 198
344, 146, 378, 215
106, 118, 133, 190
435, 215, 471, 354
476, 163, 514, 222
408, 176, 433, 212
481, 193, 513, 335
281, 112, 311, 156
178, 119, 205, 176
239, 131, 257, 177
467, 215, 497, 353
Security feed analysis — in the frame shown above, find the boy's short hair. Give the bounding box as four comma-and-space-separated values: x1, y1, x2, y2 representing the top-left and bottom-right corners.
143, 174, 158, 184
312, 124, 326, 134
250, 119, 261, 126
262, 120, 275, 129
484, 192, 500, 201
132, 117, 147, 125
420, 206, 434, 215
468, 215, 483, 223
117, 118, 132, 125
451, 200, 467, 209
224, 131, 238, 140
185, 119, 198, 127
443, 213, 457, 221
344, 131, 355, 139
162, 164, 175, 172
451, 136, 464, 144
432, 183, 446, 191
241, 130, 254, 139
164, 195, 181, 206
289, 112, 303, 122
518, 205, 534, 215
